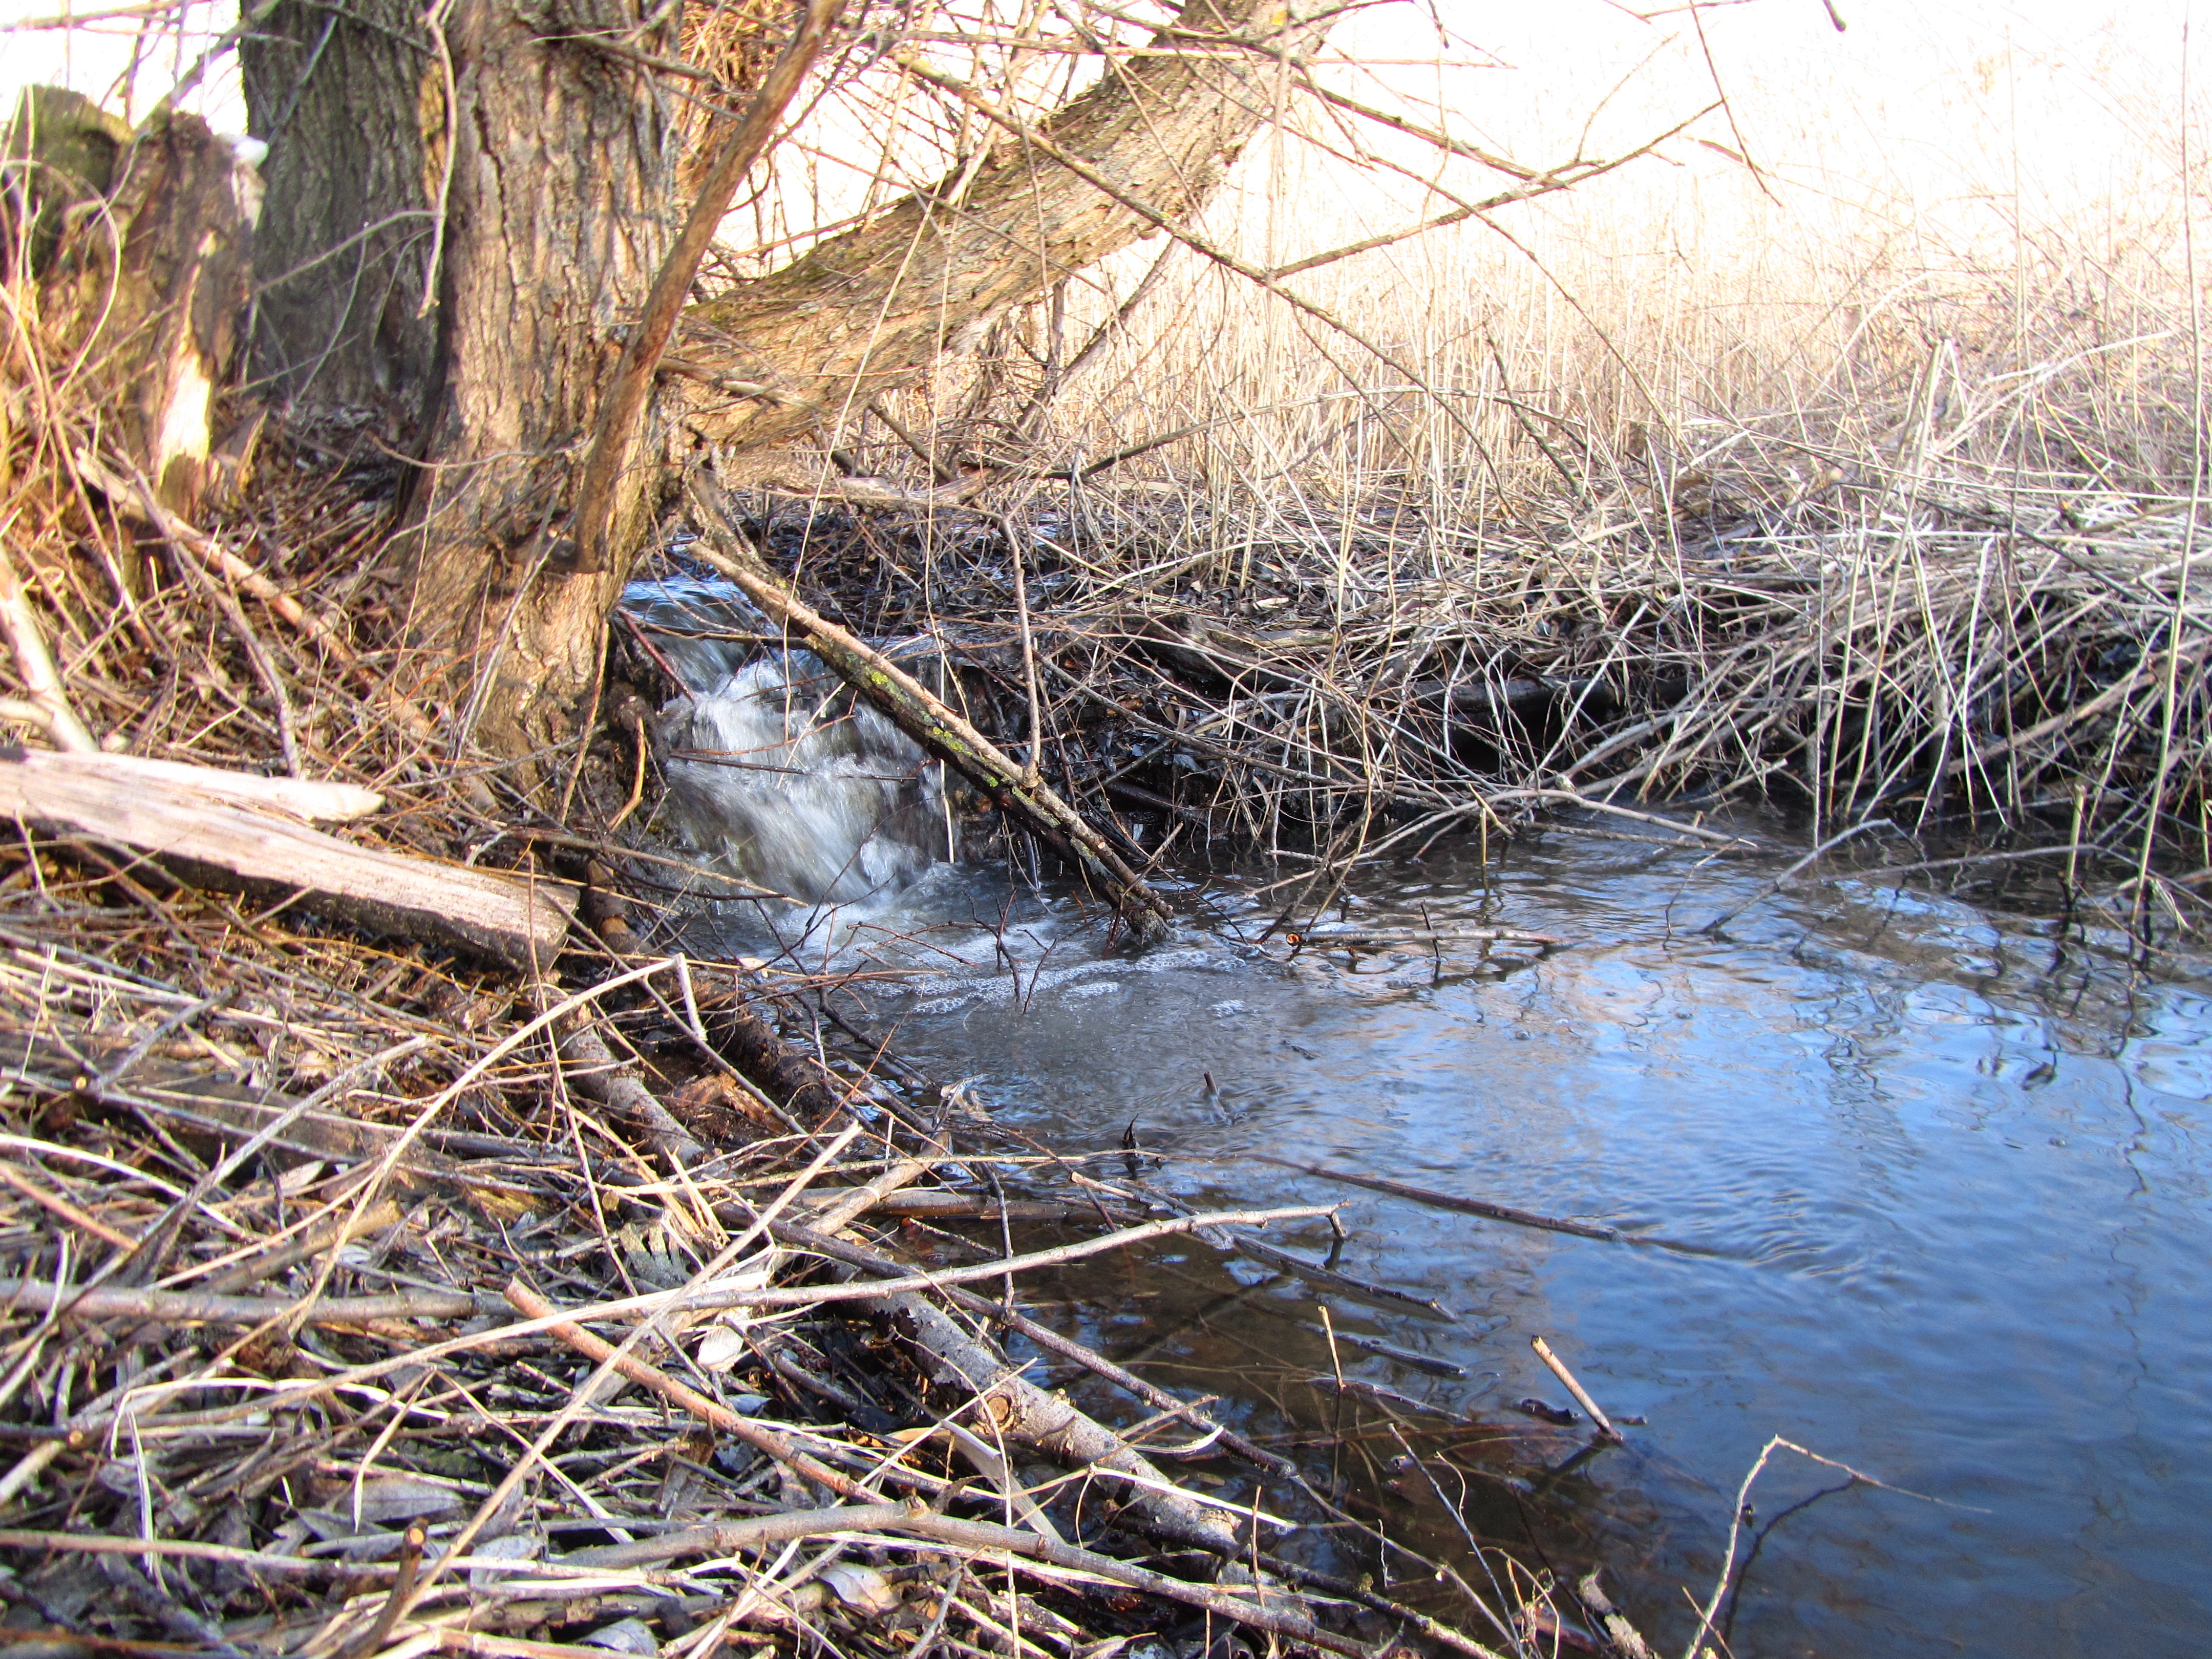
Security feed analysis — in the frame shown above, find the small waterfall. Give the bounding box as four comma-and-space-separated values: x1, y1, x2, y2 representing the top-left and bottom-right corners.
657, 648, 950, 905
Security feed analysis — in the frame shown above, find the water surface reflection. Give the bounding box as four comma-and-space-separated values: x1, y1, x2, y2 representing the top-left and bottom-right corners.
730, 819, 2212, 1656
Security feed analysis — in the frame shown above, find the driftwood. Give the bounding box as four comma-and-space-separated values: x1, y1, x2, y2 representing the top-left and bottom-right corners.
0, 748, 573, 968
18, 749, 382, 820
687, 473, 1173, 940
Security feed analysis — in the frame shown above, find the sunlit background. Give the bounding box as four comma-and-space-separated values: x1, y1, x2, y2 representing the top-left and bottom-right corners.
7, 0, 2202, 504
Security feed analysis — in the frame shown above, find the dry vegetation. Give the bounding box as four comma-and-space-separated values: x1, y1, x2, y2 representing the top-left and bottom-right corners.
713, 5, 2209, 932
0, 4, 2202, 1658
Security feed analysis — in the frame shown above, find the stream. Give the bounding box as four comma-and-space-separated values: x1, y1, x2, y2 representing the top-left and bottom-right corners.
633, 583, 2212, 1657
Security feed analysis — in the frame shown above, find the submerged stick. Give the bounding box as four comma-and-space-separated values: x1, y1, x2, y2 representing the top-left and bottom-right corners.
686, 474, 1173, 940
1223, 1232, 1459, 1322
1577, 1568, 1657, 1659
1242, 1155, 1625, 1242
1699, 818, 1896, 935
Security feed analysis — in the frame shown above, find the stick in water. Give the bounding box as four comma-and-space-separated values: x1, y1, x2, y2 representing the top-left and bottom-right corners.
1531, 1335, 1624, 1442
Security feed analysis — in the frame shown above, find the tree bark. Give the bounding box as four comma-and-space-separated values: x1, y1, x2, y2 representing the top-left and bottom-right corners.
32, 103, 254, 521
678, 0, 1332, 464
246, 0, 690, 763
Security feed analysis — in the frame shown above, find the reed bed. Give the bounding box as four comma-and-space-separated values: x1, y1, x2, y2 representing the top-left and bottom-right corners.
722, 336, 2210, 937
709, 9, 2211, 929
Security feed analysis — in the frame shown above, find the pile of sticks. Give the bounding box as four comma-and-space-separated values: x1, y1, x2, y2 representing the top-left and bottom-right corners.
0, 860, 1617, 1658
696, 428, 2209, 934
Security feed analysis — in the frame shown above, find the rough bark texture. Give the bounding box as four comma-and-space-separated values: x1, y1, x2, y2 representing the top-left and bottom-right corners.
683, 0, 1331, 464
241, 7, 438, 420
34, 106, 255, 520
399, 0, 684, 751
245, 0, 688, 759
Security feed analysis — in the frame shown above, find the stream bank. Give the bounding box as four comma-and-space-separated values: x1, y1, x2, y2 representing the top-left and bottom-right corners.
683, 808, 2212, 1659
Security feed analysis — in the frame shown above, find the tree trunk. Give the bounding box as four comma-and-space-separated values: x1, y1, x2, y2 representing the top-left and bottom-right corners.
678, 0, 1332, 462
245, 0, 689, 764
244, 0, 1333, 780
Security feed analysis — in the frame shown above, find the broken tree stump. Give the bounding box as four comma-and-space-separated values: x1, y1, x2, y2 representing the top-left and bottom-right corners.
25, 95, 258, 524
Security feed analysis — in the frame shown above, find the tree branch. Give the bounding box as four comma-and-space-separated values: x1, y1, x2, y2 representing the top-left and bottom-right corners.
573, 0, 847, 570
673, 0, 1337, 459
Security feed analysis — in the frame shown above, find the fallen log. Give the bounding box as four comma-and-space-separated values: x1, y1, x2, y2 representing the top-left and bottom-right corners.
15, 748, 383, 821
0, 748, 573, 968
686, 473, 1172, 941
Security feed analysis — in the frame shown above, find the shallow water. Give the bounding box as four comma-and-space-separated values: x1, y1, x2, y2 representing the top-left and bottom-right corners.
709, 823, 2212, 1657
631, 582, 2212, 1654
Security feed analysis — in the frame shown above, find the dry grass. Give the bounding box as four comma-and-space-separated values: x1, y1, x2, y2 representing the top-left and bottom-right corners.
0, 8, 2197, 1654
0, 19, 1582, 1656
715, 4, 2210, 924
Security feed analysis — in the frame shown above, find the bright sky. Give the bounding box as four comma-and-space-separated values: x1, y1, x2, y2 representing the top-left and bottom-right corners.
2, 0, 243, 127
0, 0, 2197, 225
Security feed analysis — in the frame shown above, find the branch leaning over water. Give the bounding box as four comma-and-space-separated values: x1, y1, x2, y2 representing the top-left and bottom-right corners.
573, 0, 849, 571
685, 471, 1175, 939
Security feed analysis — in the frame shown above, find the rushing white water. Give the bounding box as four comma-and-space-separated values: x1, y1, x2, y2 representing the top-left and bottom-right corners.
657, 649, 951, 906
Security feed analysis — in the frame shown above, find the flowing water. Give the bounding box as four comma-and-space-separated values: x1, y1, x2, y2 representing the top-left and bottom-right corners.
634, 586, 2212, 1657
